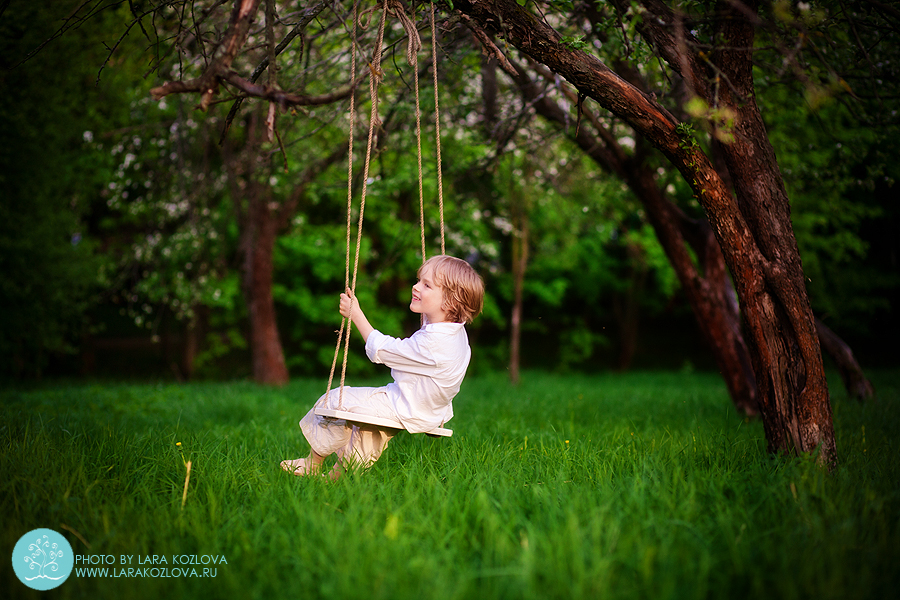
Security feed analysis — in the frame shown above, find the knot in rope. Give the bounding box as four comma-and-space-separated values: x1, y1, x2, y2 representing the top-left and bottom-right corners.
386, 0, 422, 66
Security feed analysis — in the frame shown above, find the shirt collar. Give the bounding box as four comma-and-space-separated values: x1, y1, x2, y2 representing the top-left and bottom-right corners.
423, 322, 465, 332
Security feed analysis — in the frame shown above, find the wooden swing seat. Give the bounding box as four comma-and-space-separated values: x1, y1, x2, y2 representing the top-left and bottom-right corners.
314, 407, 453, 437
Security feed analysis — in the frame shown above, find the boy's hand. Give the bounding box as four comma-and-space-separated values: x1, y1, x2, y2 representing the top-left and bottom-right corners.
339, 288, 358, 319
339, 288, 374, 342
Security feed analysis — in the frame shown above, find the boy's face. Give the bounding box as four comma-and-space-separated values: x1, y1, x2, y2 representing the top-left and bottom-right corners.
411, 264, 448, 323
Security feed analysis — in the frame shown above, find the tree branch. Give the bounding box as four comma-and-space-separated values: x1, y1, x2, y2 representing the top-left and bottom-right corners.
150, 0, 264, 110
222, 70, 358, 107
219, 0, 330, 141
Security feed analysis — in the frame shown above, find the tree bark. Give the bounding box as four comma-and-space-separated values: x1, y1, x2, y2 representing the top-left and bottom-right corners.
507, 158, 533, 385
701, 0, 835, 460
223, 114, 290, 386
246, 180, 290, 385
454, 0, 834, 461
509, 201, 528, 385
481, 53, 499, 134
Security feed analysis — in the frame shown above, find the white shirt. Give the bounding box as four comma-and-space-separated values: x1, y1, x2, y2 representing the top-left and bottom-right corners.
365, 322, 471, 433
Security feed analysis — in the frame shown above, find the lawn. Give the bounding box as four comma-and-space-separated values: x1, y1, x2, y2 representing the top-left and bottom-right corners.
2, 370, 898, 600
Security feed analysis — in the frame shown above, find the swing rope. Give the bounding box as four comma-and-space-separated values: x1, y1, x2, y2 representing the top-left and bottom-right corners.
414, 1, 445, 259
413, 10, 426, 263
323, 0, 445, 412
323, 0, 388, 409
430, 1, 445, 255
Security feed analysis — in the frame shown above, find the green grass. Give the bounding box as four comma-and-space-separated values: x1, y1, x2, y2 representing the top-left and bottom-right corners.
2, 370, 898, 600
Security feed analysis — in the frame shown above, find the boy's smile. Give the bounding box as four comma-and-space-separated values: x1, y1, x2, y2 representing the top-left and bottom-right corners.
410, 264, 448, 323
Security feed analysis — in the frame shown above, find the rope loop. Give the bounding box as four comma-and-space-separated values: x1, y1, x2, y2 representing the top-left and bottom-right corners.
386, 0, 421, 66
356, 4, 379, 29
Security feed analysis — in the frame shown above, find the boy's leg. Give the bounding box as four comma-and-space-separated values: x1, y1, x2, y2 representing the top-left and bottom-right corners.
286, 387, 397, 476
282, 390, 355, 477
331, 423, 397, 476
331, 390, 399, 474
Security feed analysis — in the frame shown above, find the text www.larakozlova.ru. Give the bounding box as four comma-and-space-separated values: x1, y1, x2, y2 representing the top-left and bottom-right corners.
75, 566, 218, 578
74, 554, 227, 578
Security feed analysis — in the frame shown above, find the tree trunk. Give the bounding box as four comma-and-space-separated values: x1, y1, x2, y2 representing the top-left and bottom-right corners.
245, 180, 290, 385
221, 100, 345, 386
223, 113, 289, 386
612, 241, 647, 372
707, 0, 835, 460
455, 0, 834, 461
481, 53, 499, 134
509, 184, 530, 385
816, 318, 875, 402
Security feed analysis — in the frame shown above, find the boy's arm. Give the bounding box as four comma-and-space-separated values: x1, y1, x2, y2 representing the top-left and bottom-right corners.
340, 289, 374, 342
365, 326, 449, 376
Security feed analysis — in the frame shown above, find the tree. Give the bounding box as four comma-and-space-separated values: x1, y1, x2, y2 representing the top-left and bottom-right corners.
450, 0, 841, 462
221, 106, 345, 384
50, 0, 898, 463
461, 1, 884, 405
96, 0, 351, 384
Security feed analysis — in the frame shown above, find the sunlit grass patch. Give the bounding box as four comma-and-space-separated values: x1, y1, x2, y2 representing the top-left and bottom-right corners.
1, 370, 898, 600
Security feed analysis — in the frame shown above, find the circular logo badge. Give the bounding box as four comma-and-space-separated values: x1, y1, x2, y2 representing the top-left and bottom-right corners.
11, 528, 74, 591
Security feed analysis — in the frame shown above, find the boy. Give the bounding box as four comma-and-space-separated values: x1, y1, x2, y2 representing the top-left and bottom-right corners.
281, 255, 484, 478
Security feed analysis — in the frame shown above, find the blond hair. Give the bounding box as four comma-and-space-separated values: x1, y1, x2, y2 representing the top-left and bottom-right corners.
419, 255, 484, 324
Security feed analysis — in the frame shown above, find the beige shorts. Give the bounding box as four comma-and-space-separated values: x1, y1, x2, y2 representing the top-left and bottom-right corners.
299, 387, 399, 468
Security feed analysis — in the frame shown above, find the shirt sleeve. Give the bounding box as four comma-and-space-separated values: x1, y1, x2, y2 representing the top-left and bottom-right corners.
365, 329, 439, 376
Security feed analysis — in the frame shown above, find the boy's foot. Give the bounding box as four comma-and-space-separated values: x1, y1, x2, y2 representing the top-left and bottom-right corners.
280, 458, 321, 477
328, 463, 344, 481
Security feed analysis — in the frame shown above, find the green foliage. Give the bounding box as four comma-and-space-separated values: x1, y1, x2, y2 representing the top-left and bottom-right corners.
760, 80, 900, 338
559, 35, 591, 52
5, 0, 898, 380
0, 3, 134, 377
683, 97, 736, 143
675, 122, 699, 152
1, 370, 898, 599
270, 102, 502, 375
476, 146, 680, 371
